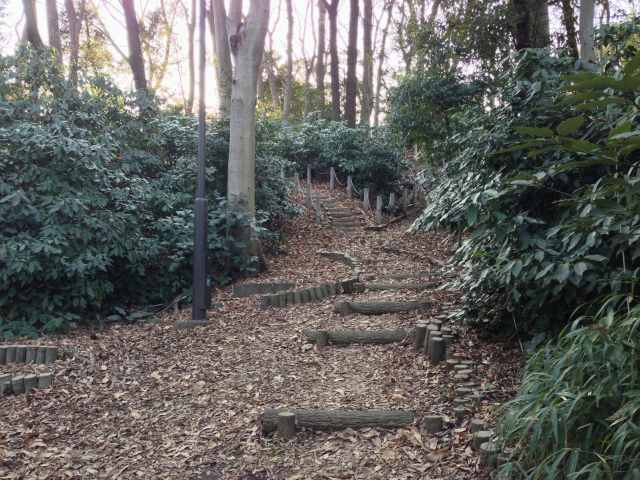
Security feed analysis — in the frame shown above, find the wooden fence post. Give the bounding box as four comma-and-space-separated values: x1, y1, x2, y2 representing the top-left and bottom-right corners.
375, 195, 383, 224
330, 167, 335, 191
347, 176, 353, 198
389, 192, 396, 210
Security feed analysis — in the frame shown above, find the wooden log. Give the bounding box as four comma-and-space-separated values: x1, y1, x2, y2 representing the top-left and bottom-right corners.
472, 431, 493, 451
380, 271, 431, 280
329, 167, 336, 191
375, 195, 383, 224
334, 300, 430, 316
37, 373, 53, 389
469, 419, 486, 433
0, 374, 11, 395
303, 328, 410, 345
363, 188, 371, 210
479, 441, 500, 468
365, 282, 439, 291
414, 323, 427, 351
261, 408, 415, 434
421, 416, 443, 434
316, 331, 329, 347
11, 375, 25, 394
453, 406, 468, 422
347, 176, 353, 197
5, 346, 16, 364
36, 347, 47, 364
0, 347, 5, 364
430, 337, 445, 364
277, 411, 296, 440
23, 374, 38, 393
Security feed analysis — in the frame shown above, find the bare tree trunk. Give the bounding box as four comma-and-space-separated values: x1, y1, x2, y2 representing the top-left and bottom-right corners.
183, 0, 196, 115
150, 1, 178, 91
22, 0, 44, 49
344, 0, 358, 127
121, 0, 148, 93
510, 0, 550, 50
46, 0, 63, 64
374, 1, 392, 127
360, 0, 373, 126
316, 0, 326, 113
560, 0, 578, 58
66, 0, 81, 87
227, 0, 270, 219
579, 0, 596, 67
210, 0, 233, 117
283, 0, 293, 122
324, 0, 340, 120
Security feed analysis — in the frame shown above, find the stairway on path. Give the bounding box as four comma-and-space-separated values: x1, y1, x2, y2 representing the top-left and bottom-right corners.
314, 191, 364, 234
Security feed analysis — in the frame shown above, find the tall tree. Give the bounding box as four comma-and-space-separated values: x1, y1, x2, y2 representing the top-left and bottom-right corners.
181, 0, 197, 114
301, 0, 317, 117
283, 0, 293, 121
560, 0, 579, 58
121, 0, 148, 93
209, 0, 233, 117
344, 0, 358, 126
22, 0, 44, 48
374, 0, 392, 127
316, 0, 326, 113
46, 0, 63, 65
65, 0, 81, 87
579, 0, 596, 68
360, 0, 373, 126
510, 0, 550, 50
227, 0, 270, 221
323, 0, 340, 120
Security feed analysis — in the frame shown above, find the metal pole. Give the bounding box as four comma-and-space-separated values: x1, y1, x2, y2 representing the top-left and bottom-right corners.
190, 0, 208, 324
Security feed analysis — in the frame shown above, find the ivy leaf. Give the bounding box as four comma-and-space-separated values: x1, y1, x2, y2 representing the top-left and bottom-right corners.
514, 127, 554, 138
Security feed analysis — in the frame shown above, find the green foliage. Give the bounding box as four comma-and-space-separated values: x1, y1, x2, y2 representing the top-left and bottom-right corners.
259, 118, 405, 195
498, 303, 640, 479
0, 49, 295, 337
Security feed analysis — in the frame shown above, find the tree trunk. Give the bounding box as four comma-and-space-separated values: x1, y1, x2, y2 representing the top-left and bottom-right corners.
283, 0, 293, 121
46, 0, 62, 64
121, 0, 148, 93
185, 0, 196, 115
560, 0, 578, 58
510, 0, 550, 50
303, 328, 410, 345
579, 0, 596, 67
324, 0, 340, 120
65, 0, 80, 87
210, 0, 233, 117
316, 0, 326, 113
261, 408, 415, 434
344, 0, 358, 127
22, 0, 44, 49
360, 0, 373, 126
334, 299, 431, 315
227, 0, 270, 218
374, 1, 392, 127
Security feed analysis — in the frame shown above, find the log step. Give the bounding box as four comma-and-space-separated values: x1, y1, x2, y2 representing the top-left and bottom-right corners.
303, 328, 411, 345
334, 300, 431, 315
365, 282, 440, 291
261, 408, 415, 434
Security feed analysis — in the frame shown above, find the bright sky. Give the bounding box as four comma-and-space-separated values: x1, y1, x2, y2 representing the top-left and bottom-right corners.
1, 1, 637, 111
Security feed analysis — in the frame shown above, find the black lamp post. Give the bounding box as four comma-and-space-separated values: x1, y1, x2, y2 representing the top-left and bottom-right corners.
178, 0, 208, 328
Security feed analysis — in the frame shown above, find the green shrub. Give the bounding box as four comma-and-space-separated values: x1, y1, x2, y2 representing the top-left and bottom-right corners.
0, 49, 295, 337
498, 302, 640, 479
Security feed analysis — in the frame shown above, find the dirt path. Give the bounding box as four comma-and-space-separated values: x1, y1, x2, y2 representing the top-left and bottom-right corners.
0, 185, 522, 479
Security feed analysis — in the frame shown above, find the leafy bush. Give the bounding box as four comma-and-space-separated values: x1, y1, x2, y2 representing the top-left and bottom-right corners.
0, 49, 295, 337
498, 302, 640, 479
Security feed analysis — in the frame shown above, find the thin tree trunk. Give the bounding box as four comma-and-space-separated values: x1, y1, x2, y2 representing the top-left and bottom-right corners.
151, 0, 177, 91
283, 0, 293, 121
22, 0, 44, 49
510, 0, 550, 50
184, 0, 196, 114
579, 0, 596, 67
46, 0, 63, 64
344, 0, 358, 127
227, 0, 270, 219
374, 1, 392, 127
66, 0, 80, 87
360, 0, 373, 126
324, 0, 340, 120
316, 0, 326, 113
210, 0, 233, 117
560, 0, 579, 58
121, 0, 148, 93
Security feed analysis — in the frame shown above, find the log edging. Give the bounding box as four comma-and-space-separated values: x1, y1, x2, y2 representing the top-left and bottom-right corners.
0, 346, 58, 365
0, 372, 54, 396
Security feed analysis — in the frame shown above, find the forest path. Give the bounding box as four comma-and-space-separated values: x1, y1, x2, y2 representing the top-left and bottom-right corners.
0, 184, 521, 480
